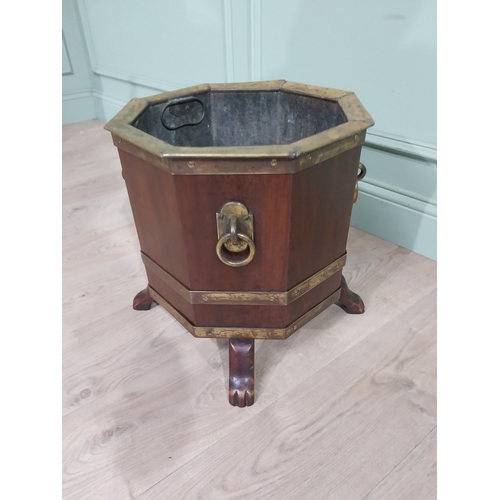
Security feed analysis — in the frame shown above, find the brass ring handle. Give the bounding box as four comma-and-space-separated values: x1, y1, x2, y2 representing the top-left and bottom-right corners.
353, 162, 367, 203
357, 162, 366, 181
216, 232, 256, 267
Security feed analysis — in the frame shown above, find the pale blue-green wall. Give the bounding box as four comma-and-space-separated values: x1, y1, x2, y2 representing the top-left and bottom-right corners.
63, 0, 437, 260
62, 0, 95, 124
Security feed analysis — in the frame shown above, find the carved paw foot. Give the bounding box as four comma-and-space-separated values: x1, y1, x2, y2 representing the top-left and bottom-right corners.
336, 275, 365, 314
133, 287, 156, 311
228, 339, 255, 407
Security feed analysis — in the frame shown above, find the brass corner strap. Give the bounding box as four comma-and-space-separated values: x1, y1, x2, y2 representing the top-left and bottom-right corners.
141, 252, 347, 306
148, 286, 341, 340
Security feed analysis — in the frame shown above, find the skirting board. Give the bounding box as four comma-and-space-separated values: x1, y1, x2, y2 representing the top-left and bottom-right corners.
351, 187, 436, 261
63, 91, 96, 125
92, 89, 436, 261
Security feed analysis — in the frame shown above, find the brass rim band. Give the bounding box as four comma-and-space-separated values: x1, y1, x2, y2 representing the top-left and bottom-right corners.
141, 251, 347, 306
104, 80, 374, 176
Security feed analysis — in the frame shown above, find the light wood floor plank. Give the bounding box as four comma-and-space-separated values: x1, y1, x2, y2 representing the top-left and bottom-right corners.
64, 189, 135, 234
63, 253, 146, 333
62, 342, 253, 500
63, 302, 190, 416
363, 427, 437, 500
137, 290, 437, 500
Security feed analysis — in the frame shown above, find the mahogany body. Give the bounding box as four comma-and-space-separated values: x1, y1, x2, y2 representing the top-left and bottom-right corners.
119, 145, 361, 330
108, 81, 374, 407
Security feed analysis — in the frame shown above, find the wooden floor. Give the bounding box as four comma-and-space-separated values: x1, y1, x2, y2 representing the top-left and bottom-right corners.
62, 120, 437, 500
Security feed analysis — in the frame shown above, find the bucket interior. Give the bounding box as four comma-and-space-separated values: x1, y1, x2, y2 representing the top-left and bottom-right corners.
133, 90, 346, 148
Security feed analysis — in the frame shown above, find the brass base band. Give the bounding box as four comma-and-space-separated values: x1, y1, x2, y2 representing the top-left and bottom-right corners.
148, 285, 341, 340
142, 251, 346, 306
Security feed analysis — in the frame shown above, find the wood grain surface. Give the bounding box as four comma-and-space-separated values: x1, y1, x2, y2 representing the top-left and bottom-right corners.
62, 120, 436, 500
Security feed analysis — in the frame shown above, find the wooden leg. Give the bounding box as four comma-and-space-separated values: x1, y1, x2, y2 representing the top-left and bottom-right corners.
336, 275, 365, 314
133, 287, 155, 310
228, 339, 255, 407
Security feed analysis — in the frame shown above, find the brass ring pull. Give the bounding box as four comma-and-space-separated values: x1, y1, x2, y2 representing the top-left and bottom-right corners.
353, 162, 367, 203
216, 232, 256, 267
357, 162, 366, 181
